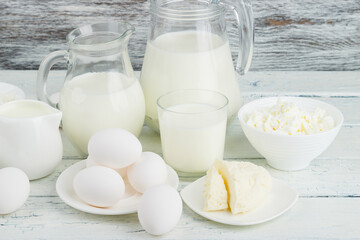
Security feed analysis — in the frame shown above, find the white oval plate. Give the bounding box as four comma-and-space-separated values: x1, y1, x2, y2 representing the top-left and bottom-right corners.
180, 176, 298, 226
0, 82, 25, 105
56, 160, 179, 215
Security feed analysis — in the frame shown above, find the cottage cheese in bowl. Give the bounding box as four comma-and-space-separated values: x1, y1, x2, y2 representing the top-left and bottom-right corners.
238, 97, 343, 171
246, 99, 335, 135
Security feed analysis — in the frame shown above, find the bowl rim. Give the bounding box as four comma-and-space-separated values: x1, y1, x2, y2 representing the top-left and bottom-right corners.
237, 96, 344, 138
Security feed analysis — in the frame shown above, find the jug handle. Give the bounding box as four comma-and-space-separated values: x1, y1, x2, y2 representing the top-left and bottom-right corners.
217, 0, 254, 75
36, 50, 68, 108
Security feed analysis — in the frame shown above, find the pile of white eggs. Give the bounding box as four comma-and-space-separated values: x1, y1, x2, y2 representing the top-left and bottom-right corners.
73, 128, 182, 236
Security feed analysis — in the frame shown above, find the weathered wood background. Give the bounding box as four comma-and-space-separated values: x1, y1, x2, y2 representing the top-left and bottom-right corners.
1, 0, 360, 71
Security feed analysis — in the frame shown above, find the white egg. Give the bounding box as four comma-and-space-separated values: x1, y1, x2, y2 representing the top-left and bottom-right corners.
88, 128, 142, 169
138, 185, 182, 235
0, 167, 30, 214
86, 156, 129, 178
73, 166, 125, 207
127, 152, 168, 193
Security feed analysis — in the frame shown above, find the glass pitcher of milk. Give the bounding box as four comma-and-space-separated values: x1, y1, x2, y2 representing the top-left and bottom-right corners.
37, 22, 145, 155
141, 0, 253, 131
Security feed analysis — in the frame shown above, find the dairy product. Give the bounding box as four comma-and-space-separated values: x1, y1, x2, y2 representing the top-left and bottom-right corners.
159, 103, 227, 173
205, 160, 272, 214
246, 99, 335, 135
141, 31, 242, 130
59, 72, 145, 154
203, 166, 228, 212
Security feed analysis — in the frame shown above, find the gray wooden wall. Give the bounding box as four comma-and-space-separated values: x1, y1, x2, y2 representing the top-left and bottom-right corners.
1, 0, 359, 71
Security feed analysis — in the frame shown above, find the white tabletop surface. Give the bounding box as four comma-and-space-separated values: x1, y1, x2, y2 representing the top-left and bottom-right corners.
0, 70, 359, 239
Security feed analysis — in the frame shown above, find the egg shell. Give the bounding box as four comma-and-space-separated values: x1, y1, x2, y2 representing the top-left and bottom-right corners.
73, 166, 125, 207
138, 184, 183, 235
88, 128, 142, 169
86, 156, 128, 178
127, 152, 168, 193
0, 167, 30, 214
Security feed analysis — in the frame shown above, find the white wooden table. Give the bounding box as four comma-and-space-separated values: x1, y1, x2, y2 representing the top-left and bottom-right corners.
0, 70, 359, 239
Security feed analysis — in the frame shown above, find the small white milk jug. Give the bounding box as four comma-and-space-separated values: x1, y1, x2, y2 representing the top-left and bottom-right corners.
0, 100, 63, 180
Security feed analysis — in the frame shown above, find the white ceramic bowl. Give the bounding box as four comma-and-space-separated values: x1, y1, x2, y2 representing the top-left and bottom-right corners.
0, 82, 25, 105
238, 97, 343, 171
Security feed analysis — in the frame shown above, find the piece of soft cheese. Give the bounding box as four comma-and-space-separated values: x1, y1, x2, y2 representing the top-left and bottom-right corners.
214, 160, 272, 214
203, 166, 228, 211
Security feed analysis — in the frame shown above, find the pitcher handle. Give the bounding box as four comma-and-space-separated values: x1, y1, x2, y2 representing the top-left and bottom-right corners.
36, 50, 68, 108
217, 0, 254, 75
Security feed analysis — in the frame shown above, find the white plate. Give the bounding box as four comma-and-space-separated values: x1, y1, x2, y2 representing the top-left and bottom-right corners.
56, 160, 179, 215
0, 82, 25, 105
180, 176, 298, 226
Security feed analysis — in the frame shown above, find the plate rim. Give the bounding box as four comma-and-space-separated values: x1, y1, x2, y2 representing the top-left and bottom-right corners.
180, 176, 298, 226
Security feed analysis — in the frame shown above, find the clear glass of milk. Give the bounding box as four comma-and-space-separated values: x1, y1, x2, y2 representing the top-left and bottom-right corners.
157, 89, 228, 178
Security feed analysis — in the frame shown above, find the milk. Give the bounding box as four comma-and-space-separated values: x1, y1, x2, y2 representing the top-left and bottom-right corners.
159, 103, 227, 174
0, 101, 54, 118
59, 72, 145, 155
141, 31, 242, 131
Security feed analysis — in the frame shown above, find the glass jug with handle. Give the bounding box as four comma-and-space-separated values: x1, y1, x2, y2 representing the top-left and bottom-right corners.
140, 0, 253, 131
37, 22, 145, 156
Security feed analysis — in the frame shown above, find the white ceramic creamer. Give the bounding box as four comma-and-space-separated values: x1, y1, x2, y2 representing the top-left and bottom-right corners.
0, 100, 63, 180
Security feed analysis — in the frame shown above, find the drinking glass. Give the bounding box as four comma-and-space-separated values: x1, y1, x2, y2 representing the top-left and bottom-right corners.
157, 89, 228, 178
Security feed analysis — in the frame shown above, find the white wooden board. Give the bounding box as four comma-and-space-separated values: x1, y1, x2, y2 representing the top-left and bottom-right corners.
0, 71, 359, 239
1, 197, 359, 239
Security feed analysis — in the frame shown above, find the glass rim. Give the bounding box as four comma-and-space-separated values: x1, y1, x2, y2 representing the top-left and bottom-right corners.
66, 21, 134, 50
156, 89, 229, 115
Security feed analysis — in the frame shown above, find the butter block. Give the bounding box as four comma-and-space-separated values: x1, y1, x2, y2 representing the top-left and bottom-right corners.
203, 166, 228, 211
214, 160, 272, 214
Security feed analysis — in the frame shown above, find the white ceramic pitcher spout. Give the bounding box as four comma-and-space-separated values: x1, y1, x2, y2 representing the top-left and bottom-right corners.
0, 100, 63, 180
